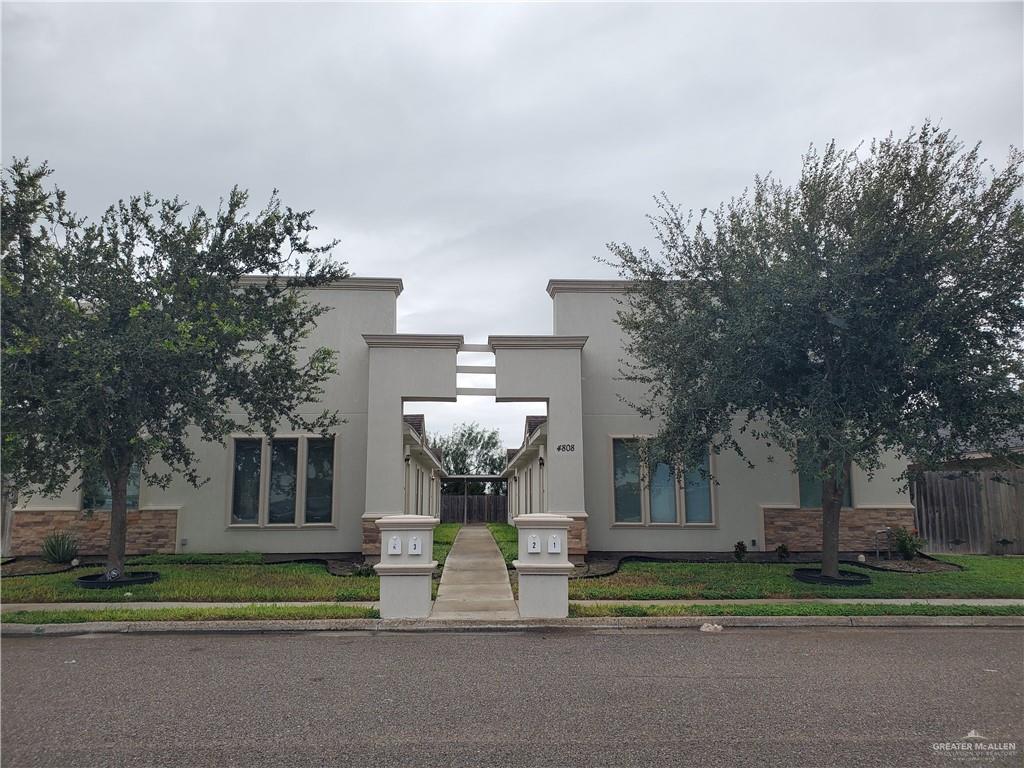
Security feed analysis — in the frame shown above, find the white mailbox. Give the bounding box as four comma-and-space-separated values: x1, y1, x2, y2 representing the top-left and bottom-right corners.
513, 514, 575, 618
374, 516, 439, 619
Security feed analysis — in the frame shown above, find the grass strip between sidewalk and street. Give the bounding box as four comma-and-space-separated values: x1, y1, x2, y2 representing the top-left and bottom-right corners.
568, 602, 1024, 618
1, 603, 380, 624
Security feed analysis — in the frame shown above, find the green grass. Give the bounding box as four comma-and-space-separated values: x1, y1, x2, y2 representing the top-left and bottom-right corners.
569, 602, 1024, 618
567, 556, 1024, 600
0, 562, 379, 603
2, 603, 379, 624
486, 523, 517, 566
433, 523, 463, 566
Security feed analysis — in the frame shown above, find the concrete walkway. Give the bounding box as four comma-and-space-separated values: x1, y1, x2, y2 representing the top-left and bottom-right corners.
430, 526, 519, 620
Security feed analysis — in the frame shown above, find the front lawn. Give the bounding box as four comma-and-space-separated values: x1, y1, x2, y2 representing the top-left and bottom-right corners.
569, 602, 1024, 618
434, 523, 463, 566
486, 523, 517, 566
1, 603, 379, 624
1, 561, 379, 603
567, 555, 1024, 601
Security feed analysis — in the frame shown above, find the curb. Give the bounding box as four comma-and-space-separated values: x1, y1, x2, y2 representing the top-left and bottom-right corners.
3, 614, 1022, 637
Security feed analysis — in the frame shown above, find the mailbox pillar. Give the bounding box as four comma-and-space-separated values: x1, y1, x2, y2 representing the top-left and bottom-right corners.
513, 513, 575, 618
373, 515, 439, 619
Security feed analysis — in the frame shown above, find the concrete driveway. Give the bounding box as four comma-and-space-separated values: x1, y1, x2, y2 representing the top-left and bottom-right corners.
2, 627, 1021, 767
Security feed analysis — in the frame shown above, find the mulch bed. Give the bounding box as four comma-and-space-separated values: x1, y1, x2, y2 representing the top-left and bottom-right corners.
855, 555, 960, 573
1, 556, 104, 578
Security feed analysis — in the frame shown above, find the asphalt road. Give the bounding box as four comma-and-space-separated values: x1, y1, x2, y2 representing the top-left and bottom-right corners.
2, 628, 1021, 768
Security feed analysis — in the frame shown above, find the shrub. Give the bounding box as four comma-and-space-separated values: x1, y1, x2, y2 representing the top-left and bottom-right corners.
41, 531, 79, 564
891, 526, 925, 560
775, 543, 790, 561
733, 540, 747, 562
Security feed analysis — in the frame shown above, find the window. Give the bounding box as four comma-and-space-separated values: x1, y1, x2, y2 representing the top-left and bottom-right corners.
230, 435, 335, 526
612, 438, 714, 526
648, 462, 677, 524
305, 438, 334, 524
268, 439, 299, 524
83, 464, 142, 511
683, 454, 713, 524
231, 439, 262, 524
797, 443, 852, 508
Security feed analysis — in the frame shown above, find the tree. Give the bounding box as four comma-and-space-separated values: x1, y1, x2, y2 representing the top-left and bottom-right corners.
608, 124, 1024, 578
0, 159, 348, 577
431, 422, 506, 495
0, 160, 82, 554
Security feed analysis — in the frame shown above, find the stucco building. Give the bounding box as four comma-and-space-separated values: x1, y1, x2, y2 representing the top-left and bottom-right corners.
8, 277, 916, 558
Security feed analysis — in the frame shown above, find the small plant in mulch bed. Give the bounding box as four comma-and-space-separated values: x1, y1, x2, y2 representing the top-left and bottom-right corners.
733, 540, 747, 562
775, 544, 790, 562
891, 526, 926, 561
41, 531, 79, 564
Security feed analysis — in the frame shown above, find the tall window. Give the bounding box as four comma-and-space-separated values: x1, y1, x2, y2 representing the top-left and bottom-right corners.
683, 454, 713, 524
82, 464, 142, 511
612, 439, 643, 523
613, 438, 714, 526
231, 439, 262, 524
268, 439, 299, 524
305, 438, 334, 524
797, 442, 852, 508
230, 436, 335, 526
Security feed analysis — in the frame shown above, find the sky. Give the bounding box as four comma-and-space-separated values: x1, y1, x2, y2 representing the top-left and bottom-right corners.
3, 1, 1022, 448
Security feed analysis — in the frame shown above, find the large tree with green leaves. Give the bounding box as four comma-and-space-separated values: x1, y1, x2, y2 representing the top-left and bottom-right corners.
609, 124, 1024, 578
431, 422, 506, 495
1, 159, 348, 576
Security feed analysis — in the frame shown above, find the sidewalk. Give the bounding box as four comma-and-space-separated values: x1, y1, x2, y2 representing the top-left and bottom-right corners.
3, 597, 1020, 613
430, 526, 518, 620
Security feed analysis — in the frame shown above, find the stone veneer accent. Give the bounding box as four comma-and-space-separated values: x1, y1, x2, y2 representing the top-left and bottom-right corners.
568, 518, 588, 559
10, 509, 178, 556
762, 506, 916, 552
361, 517, 382, 556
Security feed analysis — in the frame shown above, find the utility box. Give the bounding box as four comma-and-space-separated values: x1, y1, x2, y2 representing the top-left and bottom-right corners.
373, 515, 439, 619
513, 513, 575, 618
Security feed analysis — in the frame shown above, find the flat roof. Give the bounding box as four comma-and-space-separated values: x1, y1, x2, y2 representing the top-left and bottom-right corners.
545, 279, 634, 297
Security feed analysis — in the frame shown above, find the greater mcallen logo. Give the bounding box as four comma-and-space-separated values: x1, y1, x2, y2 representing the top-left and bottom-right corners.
932, 731, 1018, 761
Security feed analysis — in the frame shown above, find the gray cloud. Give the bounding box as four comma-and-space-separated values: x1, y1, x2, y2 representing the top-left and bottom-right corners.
3, 1, 1021, 444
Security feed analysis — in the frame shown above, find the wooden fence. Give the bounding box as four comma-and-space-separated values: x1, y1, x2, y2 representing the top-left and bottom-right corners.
911, 467, 1024, 554
440, 495, 508, 525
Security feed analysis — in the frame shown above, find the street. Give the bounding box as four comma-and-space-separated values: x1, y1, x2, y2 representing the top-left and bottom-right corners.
2, 627, 1021, 767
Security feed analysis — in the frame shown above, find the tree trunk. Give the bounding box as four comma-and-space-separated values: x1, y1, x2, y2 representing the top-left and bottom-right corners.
820, 470, 842, 578
106, 469, 130, 579
1, 474, 18, 558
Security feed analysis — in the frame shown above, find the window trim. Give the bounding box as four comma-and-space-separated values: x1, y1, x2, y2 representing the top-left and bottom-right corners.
608, 435, 717, 529
226, 433, 339, 530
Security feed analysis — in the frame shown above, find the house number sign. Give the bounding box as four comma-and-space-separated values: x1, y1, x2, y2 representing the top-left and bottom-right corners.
556, 444, 575, 452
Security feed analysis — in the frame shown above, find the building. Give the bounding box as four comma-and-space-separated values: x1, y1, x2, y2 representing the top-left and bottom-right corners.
8, 278, 916, 559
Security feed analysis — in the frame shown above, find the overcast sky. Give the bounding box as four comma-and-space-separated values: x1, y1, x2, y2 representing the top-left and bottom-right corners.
3, 1, 1021, 447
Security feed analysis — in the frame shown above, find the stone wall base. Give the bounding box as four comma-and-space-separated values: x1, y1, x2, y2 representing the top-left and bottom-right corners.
762, 507, 916, 552
361, 518, 382, 556
568, 518, 588, 558
10, 509, 178, 556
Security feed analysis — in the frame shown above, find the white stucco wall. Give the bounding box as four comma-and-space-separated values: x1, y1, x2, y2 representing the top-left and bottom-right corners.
550, 283, 912, 552
17, 280, 402, 554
